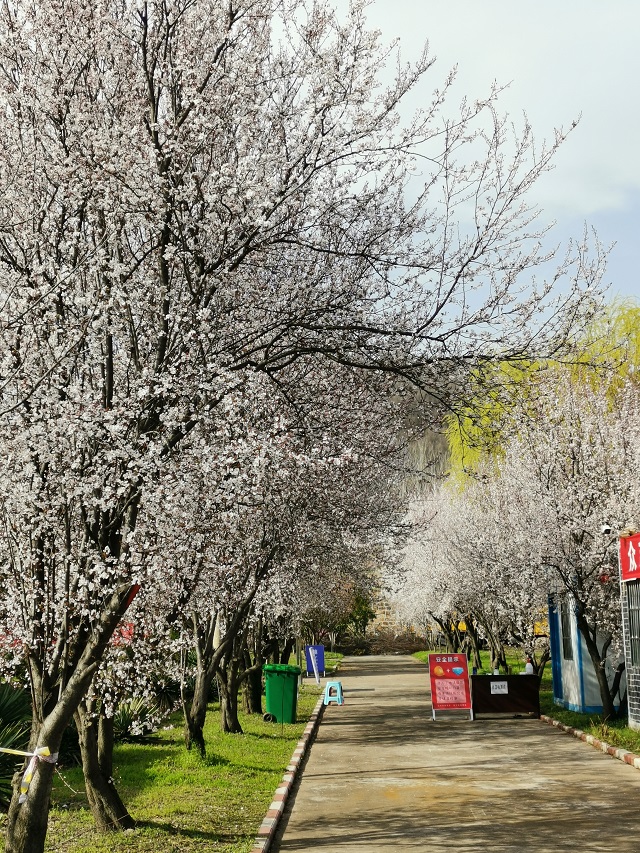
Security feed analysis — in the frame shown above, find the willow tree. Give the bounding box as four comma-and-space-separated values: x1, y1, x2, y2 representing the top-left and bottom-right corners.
445, 300, 640, 476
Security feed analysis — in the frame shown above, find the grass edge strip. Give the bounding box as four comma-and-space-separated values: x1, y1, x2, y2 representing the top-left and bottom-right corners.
540, 714, 640, 769
249, 695, 326, 853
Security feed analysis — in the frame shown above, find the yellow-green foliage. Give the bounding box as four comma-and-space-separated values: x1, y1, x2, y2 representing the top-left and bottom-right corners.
446, 359, 543, 477
446, 299, 640, 478
568, 299, 640, 389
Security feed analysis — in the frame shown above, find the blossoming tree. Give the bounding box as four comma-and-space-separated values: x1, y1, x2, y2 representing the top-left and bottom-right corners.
0, 0, 607, 850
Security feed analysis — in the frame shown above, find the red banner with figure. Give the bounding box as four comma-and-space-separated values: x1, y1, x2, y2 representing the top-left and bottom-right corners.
620, 533, 640, 582
428, 652, 471, 712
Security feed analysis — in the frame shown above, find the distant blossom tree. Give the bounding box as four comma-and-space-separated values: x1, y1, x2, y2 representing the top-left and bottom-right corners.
393, 483, 551, 673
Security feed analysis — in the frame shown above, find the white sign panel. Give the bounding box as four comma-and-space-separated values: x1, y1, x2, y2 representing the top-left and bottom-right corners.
490, 681, 508, 695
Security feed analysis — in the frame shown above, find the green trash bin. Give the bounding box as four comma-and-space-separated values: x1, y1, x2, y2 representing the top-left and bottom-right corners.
263, 663, 301, 723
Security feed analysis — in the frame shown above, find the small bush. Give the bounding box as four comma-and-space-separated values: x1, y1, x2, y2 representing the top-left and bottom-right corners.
0, 722, 31, 809
112, 699, 161, 742
151, 679, 182, 714
338, 628, 426, 656
0, 684, 31, 810
0, 684, 30, 727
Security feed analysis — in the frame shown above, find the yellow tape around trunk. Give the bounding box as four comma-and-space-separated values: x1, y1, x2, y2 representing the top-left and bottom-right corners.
0, 746, 58, 803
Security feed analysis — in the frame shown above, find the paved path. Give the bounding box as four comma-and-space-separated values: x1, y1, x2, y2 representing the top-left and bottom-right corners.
271, 655, 640, 852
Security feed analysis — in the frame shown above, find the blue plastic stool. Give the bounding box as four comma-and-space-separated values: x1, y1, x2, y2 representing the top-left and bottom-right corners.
323, 681, 344, 705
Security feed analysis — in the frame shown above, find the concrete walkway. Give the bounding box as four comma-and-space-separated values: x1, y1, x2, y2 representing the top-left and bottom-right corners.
271, 655, 640, 852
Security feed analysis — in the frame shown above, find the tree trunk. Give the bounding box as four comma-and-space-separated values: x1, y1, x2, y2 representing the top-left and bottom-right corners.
430, 614, 459, 653
463, 615, 483, 670
74, 703, 135, 831
241, 620, 265, 716
4, 711, 67, 853
183, 668, 215, 757
533, 647, 551, 682
279, 636, 295, 665
610, 662, 627, 713
242, 668, 262, 715
475, 615, 506, 672
575, 612, 618, 719
217, 667, 243, 734
5, 760, 57, 853
5, 581, 138, 853
98, 714, 115, 780
490, 645, 508, 672
181, 583, 272, 754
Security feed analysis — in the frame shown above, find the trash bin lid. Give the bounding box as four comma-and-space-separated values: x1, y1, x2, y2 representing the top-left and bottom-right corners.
263, 664, 302, 674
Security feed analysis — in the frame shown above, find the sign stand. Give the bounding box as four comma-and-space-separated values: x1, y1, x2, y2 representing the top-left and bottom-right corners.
428, 653, 472, 720
304, 644, 325, 680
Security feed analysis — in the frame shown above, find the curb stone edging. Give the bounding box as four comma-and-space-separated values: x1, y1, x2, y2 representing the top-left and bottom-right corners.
540, 714, 640, 769
249, 695, 325, 853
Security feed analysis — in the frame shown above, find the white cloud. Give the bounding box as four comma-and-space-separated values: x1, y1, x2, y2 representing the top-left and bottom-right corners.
363, 0, 640, 220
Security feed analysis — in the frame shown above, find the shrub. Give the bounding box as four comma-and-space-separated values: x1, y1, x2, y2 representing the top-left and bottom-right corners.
0, 684, 31, 809
112, 699, 161, 742
0, 683, 30, 727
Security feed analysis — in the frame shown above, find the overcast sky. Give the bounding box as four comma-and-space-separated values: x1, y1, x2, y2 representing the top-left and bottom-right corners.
361, 0, 639, 302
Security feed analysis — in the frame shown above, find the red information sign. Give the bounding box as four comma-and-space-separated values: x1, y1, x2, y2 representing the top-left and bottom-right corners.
620, 533, 640, 582
428, 653, 471, 715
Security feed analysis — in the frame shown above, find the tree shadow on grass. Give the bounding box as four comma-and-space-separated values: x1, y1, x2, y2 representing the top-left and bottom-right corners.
243, 729, 302, 742
135, 819, 253, 845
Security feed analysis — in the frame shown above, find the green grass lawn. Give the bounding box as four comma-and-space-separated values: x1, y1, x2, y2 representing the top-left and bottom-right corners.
10, 685, 323, 853
5, 653, 346, 853
414, 648, 640, 755
11, 647, 640, 852
322, 651, 342, 672
537, 691, 640, 754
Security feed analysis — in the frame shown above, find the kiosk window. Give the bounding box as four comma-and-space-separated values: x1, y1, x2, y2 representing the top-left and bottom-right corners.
560, 596, 573, 660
